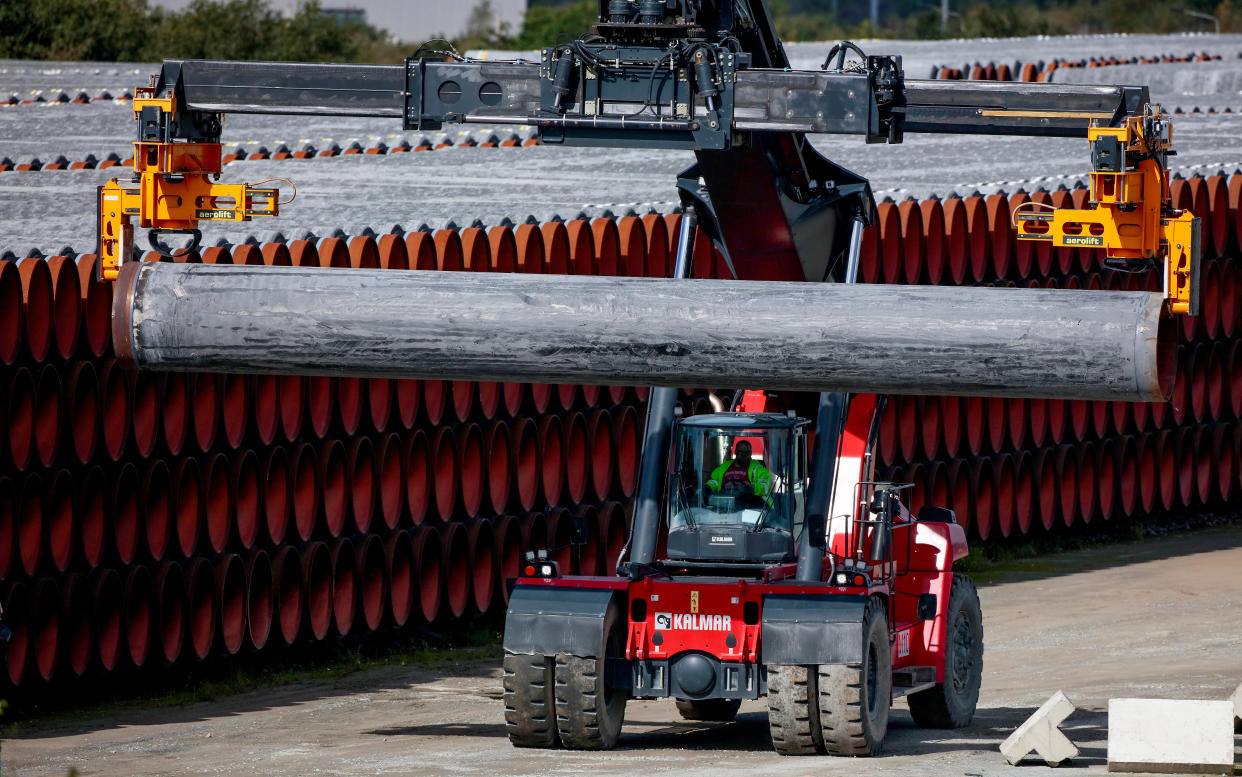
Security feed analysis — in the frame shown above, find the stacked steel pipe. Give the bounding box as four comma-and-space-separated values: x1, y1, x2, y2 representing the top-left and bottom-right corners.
3, 176, 1241, 687
930, 52, 1224, 82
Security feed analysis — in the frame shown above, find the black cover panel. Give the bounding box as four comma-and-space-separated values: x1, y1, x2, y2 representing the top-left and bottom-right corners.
502, 585, 617, 657
761, 592, 866, 664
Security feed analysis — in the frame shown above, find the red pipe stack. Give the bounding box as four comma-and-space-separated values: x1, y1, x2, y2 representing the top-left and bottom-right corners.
4, 174, 1242, 689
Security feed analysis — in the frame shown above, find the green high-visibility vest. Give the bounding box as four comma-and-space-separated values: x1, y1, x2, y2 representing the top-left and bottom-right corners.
706, 459, 772, 496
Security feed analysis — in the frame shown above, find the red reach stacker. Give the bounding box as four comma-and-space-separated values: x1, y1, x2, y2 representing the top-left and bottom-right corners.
503, 392, 981, 756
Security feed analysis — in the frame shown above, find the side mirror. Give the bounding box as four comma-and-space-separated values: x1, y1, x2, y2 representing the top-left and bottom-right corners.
870, 490, 894, 562
570, 513, 589, 546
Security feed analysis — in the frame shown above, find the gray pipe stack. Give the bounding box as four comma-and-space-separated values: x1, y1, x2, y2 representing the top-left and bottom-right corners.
113, 262, 1175, 401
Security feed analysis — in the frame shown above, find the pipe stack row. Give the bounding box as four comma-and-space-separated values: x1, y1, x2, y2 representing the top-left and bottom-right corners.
3, 173, 1241, 688
930, 52, 1223, 81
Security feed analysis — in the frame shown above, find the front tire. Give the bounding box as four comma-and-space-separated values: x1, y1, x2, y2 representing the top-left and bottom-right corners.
766, 664, 825, 755
552, 602, 628, 749
818, 596, 891, 756
676, 697, 742, 721
503, 652, 560, 748
907, 573, 983, 728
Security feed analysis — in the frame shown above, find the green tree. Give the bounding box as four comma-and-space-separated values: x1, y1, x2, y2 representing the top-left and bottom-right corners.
511, 0, 598, 48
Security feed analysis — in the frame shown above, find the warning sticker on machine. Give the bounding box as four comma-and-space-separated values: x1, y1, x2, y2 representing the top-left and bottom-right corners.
654, 613, 732, 631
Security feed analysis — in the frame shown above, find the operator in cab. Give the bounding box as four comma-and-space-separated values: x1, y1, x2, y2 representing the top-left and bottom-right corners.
706, 440, 772, 507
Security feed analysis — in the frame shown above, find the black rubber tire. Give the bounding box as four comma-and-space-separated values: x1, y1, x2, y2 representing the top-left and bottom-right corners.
503, 652, 561, 748
675, 698, 743, 721
817, 596, 891, 756
552, 603, 628, 749
766, 664, 825, 755
908, 573, 984, 729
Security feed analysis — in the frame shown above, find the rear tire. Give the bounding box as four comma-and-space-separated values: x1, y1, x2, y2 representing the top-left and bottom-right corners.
818, 596, 891, 756
675, 698, 742, 721
766, 665, 825, 755
503, 652, 560, 748
553, 603, 628, 749
908, 573, 983, 728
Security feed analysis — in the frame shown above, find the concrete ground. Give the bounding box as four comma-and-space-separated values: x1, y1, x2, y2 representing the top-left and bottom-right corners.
5, 526, 1242, 777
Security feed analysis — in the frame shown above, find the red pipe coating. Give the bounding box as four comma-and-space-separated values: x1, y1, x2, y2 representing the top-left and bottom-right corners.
411, 525, 443, 622
346, 437, 376, 535
319, 439, 348, 537
202, 453, 232, 554
160, 372, 189, 456
244, 549, 274, 650
65, 362, 99, 465
336, 377, 363, 435
508, 417, 540, 513
44, 255, 82, 359
190, 371, 219, 453
611, 406, 640, 499
592, 218, 620, 276
375, 433, 404, 531
395, 378, 421, 430
467, 518, 496, 614
79, 466, 107, 567
429, 427, 459, 521
214, 553, 246, 654
423, 379, 448, 426
112, 463, 140, 565
404, 429, 431, 526
153, 561, 185, 664
368, 378, 393, 432
306, 375, 332, 438
270, 545, 303, 646
231, 449, 261, 549
34, 363, 61, 467
485, 421, 512, 516
0, 259, 24, 364
587, 409, 614, 502
48, 469, 75, 572
641, 213, 669, 277
91, 567, 124, 671
301, 541, 332, 641
253, 374, 279, 445
617, 215, 647, 277
354, 534, 385, 631
16, 257, 53, 362
261, 447, 290, 546
1076, 441, 1098, 524
219, 373, 249, 450
142, 459, 172, 562
439, 522, 470, 619
290, 442, 317, 542
383, 530, 414, 627
124, 564, 153, 668
458, 423, 485, 518
60, 572, 91, 677
10, 482, 42, 582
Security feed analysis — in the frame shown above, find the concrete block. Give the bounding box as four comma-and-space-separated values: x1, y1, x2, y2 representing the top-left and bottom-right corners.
1000, 690, 1080, 766
1107, 698, 1235, 774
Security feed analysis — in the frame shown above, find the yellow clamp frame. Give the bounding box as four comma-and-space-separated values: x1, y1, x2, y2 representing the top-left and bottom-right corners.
1014, 115, 1200, 316
96, 92, 280, 281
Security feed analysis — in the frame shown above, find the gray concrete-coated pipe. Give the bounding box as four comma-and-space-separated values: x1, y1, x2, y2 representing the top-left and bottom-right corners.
113, 263, 1175, 401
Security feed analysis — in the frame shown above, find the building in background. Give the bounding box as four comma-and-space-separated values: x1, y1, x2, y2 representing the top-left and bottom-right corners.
146, 0, 529, 42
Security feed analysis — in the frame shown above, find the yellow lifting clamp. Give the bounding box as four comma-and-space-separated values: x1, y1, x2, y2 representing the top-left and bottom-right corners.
96, 88, 284, 281
1014, 107, 1200, 316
